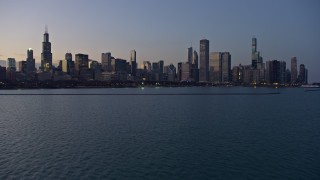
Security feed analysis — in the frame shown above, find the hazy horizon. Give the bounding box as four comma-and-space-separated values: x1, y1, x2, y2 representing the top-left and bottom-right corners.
0, 0, 319, 82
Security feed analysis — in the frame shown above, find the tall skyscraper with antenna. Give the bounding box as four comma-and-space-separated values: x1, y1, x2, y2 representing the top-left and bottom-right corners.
41, 26, 52, 71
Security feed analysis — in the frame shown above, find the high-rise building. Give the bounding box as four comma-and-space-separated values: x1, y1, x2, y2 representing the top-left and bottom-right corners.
75, 54, 89, 73
130, 50, 137, 76
190, 50, 199, 82
26, 48, 35, 75
298, 64, 306, 84
101, 52, 112, 72
209, 52, 221, 83
290, 57, 298, 83
158, 60, 164, 74
18, 61, 27, 73
252, 37, 263, 69
279, 61, 286, 84
192, 50, 198, 69
6, 58, 16, 81
41, 27, 52, 71
65, 53, 72, 62
62, 60, 68, 73
199, 39, 209, 82
164, 64, 176, 82
221, 52, 231, 83
178, 62, 190, 81
252, 37, 258, 68
232, 66, 241, 84
266, 60, 281, 84
305, 69, 308, 84
142, 61, 151, 71
152, 62, 159, 72
7, 58, 16, 70
0, 66, 6, 82
188, 47, 193, 65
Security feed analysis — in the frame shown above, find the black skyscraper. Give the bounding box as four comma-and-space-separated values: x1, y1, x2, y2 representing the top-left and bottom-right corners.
41, 27, 52, 71
26, 48, 36, 75
199, 39, 209, 82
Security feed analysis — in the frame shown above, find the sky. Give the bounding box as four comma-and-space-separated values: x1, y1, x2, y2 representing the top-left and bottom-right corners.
0, 0, 319, 82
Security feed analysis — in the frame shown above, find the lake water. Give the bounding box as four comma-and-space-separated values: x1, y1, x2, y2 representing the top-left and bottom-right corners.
0, 87, 319, 179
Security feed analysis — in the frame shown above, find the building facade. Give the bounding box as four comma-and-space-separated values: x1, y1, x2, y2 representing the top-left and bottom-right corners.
199, 39, 209, 82
221, 52, 231, 83
209, 52, 221, 83
41, 27, 52, 71
291, 57, 298, 84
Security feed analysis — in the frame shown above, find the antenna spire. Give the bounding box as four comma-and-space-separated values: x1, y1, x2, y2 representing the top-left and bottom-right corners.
45, 25, 48, 33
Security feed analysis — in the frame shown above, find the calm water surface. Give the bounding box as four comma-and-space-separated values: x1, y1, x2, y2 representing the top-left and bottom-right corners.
0, 87, 319, 179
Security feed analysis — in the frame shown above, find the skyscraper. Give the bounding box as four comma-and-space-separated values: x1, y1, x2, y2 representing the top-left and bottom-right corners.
252, 37, 258, 68
41, 27, 52, 71
298, 64, 306, 84
63, 53, 74, 75
279, 61, 286, 84
190, 50, 199, 82
192, 50, 198, 69
75, 54, 89, 73
130, 50, 137, 76
252, 37, 263, 69
158, 60, 164, 73
209, 52, 221, 83
199, 39, 209, 82
101, 52, 112, 72
291, 57, 298, 83
65, 53, 72, 62
26, 48, 35, 75
221, 52, 231, 83
6, 58, 16, 81
7, 58, 16, 70
188, 47, 193, 65
266, 60, 281, 84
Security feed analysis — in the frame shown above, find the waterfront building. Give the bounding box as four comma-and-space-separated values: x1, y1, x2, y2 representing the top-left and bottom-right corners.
298, 64, 307, 84
152, 62, 159, 73
7, 58, 16, 70
221, 52, 231, 83
188, 47, 193, 65
164, 64, 176, 82
291, 57, 298, 83
130, 50, 137, 76
232, 66, 240, 84
101, 52, 112, 72
142, 61, 152, 71
26, 48, 36, 75
242, 65, 260, 85
279, 61, 286, 84
62, 60, 68, 73
65, 53, 72, 62
178, 62, 190, 82
41, 27, 52, 71
190, 51, 199, 82
0, 66, 6, 82
62, 53, 75, 75
75, 54, 89, 79
6, 58, 16, 82
18, 61, 27, 74
199, 39, 209, 82
265, 60, 285, 84
209, 52, 221, 83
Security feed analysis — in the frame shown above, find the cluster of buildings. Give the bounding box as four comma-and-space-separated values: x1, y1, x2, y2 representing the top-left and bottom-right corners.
0, 29, 309, 86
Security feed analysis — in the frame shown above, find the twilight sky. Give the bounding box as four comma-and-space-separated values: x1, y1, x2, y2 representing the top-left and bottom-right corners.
0, 0, 319, 82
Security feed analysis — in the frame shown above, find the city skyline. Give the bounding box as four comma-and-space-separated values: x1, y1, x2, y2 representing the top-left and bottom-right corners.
0, 0, 319, 82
